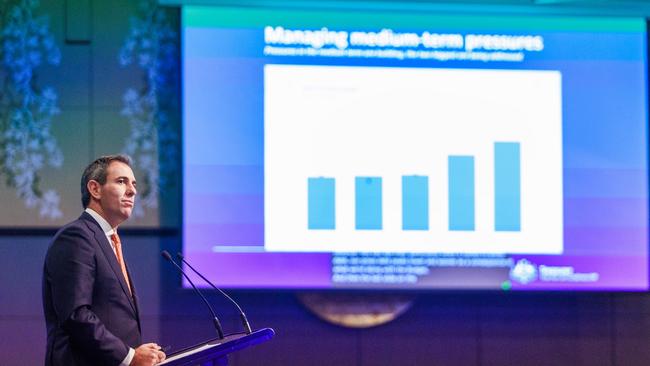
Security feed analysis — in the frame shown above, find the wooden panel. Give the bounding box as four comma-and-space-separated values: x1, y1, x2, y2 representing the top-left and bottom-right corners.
0, 238, 50, 316
0, 318, 47, 366
614, 312, 650, 366
480, 296, 612, 366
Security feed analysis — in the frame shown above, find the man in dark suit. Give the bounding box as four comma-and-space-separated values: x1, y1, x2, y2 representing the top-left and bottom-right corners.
42, 155, 166, 366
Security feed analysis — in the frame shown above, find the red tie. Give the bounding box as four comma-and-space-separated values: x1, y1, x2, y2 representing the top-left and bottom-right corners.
110, 232, 132, 295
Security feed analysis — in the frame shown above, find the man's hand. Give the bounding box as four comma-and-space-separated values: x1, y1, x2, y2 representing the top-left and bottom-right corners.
130, 343, 166, 366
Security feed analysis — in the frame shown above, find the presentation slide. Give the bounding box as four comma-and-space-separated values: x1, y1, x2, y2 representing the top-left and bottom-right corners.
182, 6, 649, 290
265, 65, 563, 254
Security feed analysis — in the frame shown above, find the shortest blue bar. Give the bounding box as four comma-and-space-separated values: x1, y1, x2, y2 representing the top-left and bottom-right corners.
308, 177, 335, 230
402, 175, 429, 230
355, 177, 382, 230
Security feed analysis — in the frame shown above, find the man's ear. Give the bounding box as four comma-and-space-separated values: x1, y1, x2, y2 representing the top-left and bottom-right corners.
87, 180, 102, 201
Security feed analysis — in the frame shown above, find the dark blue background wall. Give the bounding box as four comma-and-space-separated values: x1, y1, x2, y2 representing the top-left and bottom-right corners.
4, 233, 650, 365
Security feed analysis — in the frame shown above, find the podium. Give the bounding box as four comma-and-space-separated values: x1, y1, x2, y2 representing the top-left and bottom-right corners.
160, 328, 275, 366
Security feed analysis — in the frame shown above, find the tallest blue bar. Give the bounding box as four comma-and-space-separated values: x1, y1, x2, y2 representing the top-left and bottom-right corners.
494, 142, 521, 231
448, 156, 475, 231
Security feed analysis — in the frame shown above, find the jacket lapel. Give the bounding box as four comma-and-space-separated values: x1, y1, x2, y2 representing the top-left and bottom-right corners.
125, 264, 142, 332
81, 213, 138, 316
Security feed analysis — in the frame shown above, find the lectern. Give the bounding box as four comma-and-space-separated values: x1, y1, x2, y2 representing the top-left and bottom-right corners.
160, 328, 275, 366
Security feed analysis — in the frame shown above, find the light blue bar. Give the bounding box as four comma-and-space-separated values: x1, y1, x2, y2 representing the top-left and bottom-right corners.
402, 175, 429, 230
355, 177, 382, 230
495, 142, 521, 231
308, 177, 335, 230
448, 156, 475, 231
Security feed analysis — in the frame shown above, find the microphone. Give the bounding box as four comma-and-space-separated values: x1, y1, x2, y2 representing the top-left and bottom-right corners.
161, 250, 224, 339
176, 252, 252, 334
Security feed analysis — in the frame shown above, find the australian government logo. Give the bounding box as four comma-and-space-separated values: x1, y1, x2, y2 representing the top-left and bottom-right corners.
510, 259, 538, 284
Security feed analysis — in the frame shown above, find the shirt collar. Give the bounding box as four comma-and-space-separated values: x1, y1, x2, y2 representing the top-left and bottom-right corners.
85, 208, 117, 236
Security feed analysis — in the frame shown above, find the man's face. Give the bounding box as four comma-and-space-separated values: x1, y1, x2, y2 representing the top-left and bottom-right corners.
95, 161, 137, 227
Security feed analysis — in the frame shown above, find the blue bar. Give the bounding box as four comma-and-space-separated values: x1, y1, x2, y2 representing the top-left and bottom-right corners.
402, 175, 429, 230
495, 142, 521, 231
448, 156, 475, 231
308, 177, 335, 230
355, 177, 382, 230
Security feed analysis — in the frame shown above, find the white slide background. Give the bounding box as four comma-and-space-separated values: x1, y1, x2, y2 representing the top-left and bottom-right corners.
264, 65, 563, 254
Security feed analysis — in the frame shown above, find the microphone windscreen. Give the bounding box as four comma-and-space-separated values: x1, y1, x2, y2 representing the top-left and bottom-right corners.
161, 250, 172, 261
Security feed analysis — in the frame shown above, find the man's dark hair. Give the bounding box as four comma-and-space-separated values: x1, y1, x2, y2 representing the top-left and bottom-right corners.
80, 155, 132, 208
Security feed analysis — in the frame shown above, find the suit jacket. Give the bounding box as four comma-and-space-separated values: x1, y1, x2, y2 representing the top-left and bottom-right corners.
42, 212, 142, 366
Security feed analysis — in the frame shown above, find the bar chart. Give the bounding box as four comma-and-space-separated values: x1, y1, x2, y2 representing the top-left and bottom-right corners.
264, 64, 563, 254
306, 142, 521, 233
